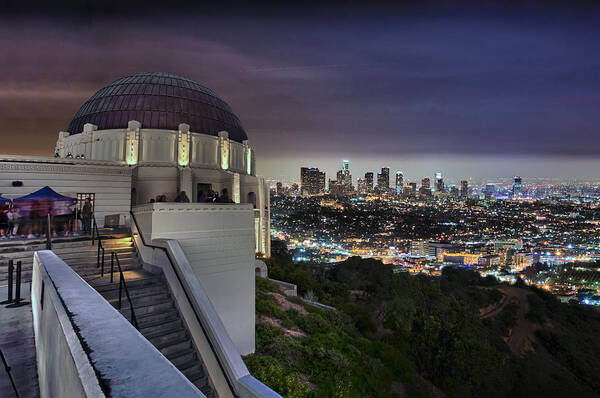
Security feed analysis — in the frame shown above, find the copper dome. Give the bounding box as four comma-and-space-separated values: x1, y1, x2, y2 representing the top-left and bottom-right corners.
67, 72, 247, 142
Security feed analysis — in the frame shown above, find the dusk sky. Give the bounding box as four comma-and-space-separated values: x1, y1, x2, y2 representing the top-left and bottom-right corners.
1, 2, 599, 182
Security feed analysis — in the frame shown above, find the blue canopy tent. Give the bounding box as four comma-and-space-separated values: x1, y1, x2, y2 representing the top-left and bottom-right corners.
13, 186, 77, 217
0, 196, 11, 210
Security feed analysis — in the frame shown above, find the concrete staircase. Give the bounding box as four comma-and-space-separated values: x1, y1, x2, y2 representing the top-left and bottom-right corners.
1, 235, 215, 397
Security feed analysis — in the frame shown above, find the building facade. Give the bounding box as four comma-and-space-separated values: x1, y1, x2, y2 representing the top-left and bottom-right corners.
300, 167, 326, 195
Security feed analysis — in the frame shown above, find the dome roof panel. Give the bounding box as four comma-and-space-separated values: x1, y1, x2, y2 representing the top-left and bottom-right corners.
67, 72, 247, 142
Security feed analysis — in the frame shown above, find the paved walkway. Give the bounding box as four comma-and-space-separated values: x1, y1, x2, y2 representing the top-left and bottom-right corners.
0, 283, 39, 398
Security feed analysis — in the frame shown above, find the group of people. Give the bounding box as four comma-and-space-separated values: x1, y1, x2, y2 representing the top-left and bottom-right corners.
198, 188, 234, 203
149, 189, 234, 204
0, 208, 21, 238
0, 198, 93, 240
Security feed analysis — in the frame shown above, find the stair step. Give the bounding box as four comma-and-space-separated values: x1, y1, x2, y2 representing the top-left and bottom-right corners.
90, 275, 163, 292
139, 317, 183, 336
145, 328, 187, 346
178, 360, 204, 379
109, 291, 171, 307
166, 348, 197, 367
136, 308, 179, 324
119, 298, 173, 316
102, 283, 167, 300
155, 336, 192, 356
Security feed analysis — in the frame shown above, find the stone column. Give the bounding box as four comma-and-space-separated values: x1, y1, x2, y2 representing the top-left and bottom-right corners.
218, 131, 229, 170
177, 123, 191, 167
126, 120, 141, 165
82, 123, 97, 159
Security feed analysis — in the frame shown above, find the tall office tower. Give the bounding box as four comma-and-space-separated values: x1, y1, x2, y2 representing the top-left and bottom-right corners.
407, 182, 417, 196
484, 183, 496, 196
276, 181, 283, 195
420, 177, 431, 195
333, 159, 353, 194
460, 180, 469, 197
342, 159, 350, 177
364, 172, 374, 192
395, 171, 404, 194
450, 185, 459, 196
435, 172, 444, 193
513, 176, 522, 198
300, 167, 326, 195
357, 178, 367, 194
377, 167, 390, 192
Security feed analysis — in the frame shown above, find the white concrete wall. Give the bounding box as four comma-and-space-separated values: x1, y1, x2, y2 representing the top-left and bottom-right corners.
136, 165, 178, 203
0, 156, 132, 227
191, 134, 219, 167
61, 127, 249, 175
92, 129, 127, 161
140, 130, 177, 164
31, 252, 99, 398
31, 250, 204, 398
133, 203, 256, 355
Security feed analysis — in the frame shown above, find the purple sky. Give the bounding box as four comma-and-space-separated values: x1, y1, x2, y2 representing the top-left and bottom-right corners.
1, 3, 599, 182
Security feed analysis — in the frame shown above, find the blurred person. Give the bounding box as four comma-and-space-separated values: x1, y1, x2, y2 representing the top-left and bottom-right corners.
82, 198, 92, 234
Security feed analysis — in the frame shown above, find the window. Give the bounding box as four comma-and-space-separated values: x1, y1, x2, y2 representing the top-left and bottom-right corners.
76, 193, 96, 214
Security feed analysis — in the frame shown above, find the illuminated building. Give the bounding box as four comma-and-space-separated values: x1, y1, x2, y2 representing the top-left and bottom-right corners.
276, 181, 284, 195
443, 253, 482, 265
435, 172, 444, 193
377, 167, 390, 192
0, 72, 286, 387
407, 182, 417, 196
410, 240, 429, 256
300, 167, 326, 195
328, 160, 353, 196
364, 172, 374, 192
357, 178, 367, 194
513, 251, 533, 271
513, 176, 523, 198
460, 180, 469, 197
450, 185, 459, 196
395, 171, 404, 194
478, 255, 502, 267
484, 183, 496, 196
420, 177, 431, 195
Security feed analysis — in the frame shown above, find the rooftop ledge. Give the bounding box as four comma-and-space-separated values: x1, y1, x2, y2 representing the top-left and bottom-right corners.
133, 202, 255, 214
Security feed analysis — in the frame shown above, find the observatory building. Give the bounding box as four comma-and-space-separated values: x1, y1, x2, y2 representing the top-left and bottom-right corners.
0, 73, 277, 397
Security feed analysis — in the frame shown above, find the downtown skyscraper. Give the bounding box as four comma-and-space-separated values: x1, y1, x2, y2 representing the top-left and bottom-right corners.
377, 167, 390, 192
300, 167, 326, 195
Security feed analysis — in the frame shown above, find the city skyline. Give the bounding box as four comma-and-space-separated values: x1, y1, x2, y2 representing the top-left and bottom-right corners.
2, 3, 600, 181
269, 155, 600, 186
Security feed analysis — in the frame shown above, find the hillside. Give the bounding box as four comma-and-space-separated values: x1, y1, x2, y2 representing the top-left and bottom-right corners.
244, 242, 600, 397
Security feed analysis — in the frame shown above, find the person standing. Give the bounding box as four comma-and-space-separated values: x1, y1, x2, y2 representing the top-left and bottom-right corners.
10, 208, 20, 236
82, 198, 92, 234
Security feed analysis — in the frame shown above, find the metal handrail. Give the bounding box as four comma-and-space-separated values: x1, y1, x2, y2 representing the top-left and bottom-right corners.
129, 210, 237, 396
110, 251, 139, 330
0, 347, 20, 398
92, 214, 106, 277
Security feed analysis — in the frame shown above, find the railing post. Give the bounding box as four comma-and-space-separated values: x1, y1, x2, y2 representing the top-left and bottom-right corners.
101, 247, 105, 277
7, 261, 27, 308
97, 241, 100, 268
0, 260, 14, 304
110, 252, 114, 283
118, 274, 123, 310
46, 213, 52, 250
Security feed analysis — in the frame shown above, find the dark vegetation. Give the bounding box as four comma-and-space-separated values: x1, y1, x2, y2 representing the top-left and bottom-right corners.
245, 240, 600, 397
